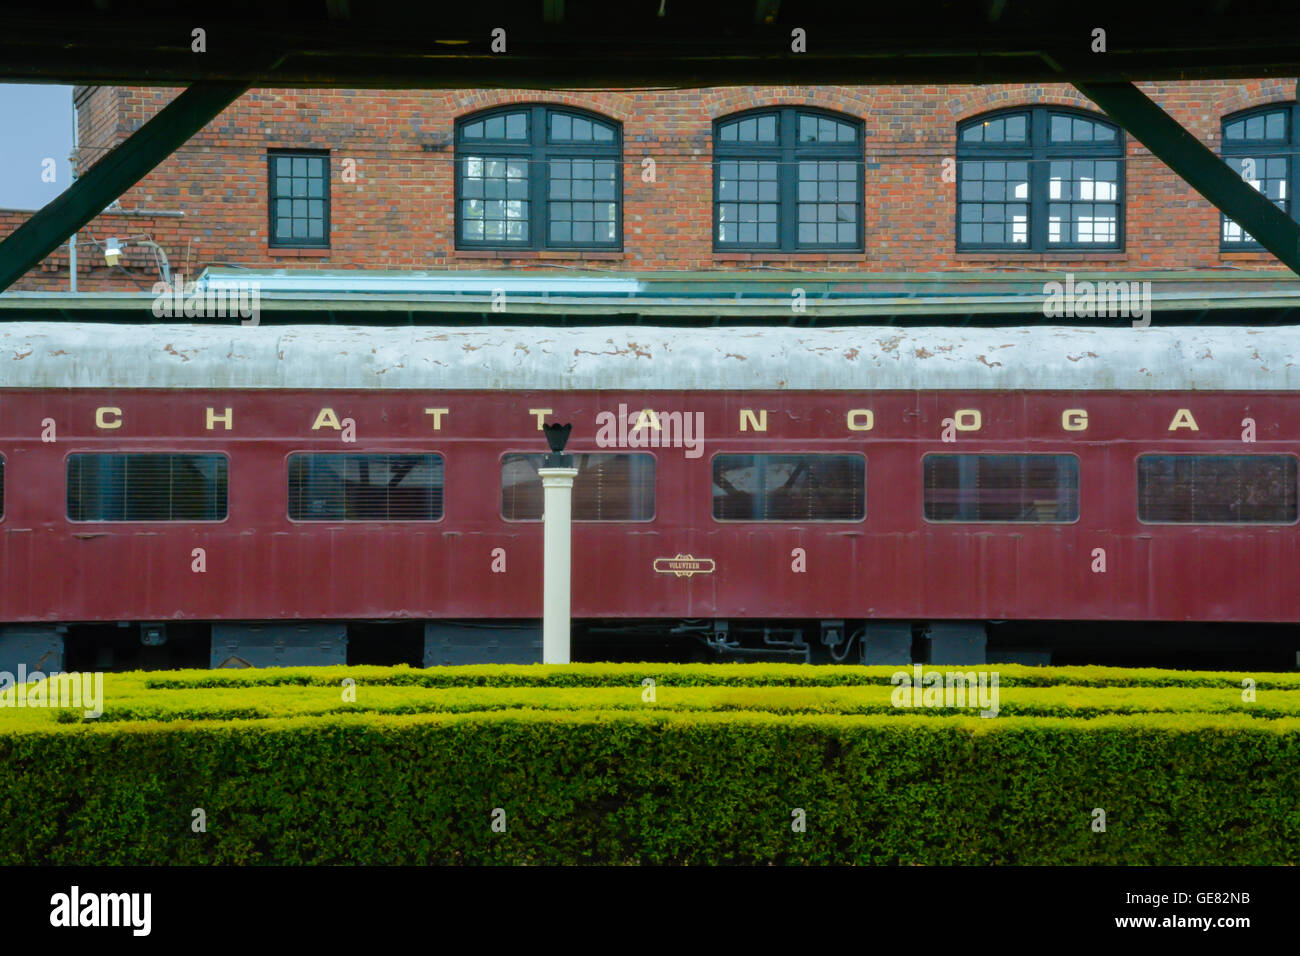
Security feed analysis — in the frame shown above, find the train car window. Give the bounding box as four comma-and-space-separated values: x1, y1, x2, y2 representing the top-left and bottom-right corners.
501, 453, 655, 521
287, 454, 444, 521
67, 453, 228, 522
1137, 455, 1298, 524
711, 454, 865, 521
923, 454, 1078, 522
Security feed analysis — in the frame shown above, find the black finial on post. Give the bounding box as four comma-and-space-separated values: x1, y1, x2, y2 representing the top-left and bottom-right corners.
542, 422, 573, 467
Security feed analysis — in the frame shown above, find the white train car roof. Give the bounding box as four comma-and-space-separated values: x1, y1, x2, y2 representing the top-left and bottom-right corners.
0, 323, 1296, 391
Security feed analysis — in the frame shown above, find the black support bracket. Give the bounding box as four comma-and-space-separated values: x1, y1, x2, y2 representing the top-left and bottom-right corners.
0, 81, 251, 292
1074, 80, 1300, 277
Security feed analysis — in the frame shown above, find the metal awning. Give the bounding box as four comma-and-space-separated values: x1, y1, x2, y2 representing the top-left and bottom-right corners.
3, 268, 1300, 321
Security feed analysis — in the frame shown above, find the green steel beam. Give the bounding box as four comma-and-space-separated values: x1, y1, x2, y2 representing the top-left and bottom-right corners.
0, 81, 250, 293
1074, 80, 1300, 277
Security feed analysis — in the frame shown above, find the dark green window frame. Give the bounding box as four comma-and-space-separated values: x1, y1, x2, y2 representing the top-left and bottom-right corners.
1219, 103, 1298, 249
712, 107, 864, 253
454, 105, 623, 251
956, 107, 1124, 252
268, 149, 330, 249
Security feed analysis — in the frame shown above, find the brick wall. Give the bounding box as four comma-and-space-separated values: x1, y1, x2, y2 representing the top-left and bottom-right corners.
3, 79, 1294, 291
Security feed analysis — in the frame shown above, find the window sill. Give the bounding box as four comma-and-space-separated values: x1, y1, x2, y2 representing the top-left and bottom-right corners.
455, 250, 626, 260
713, 252, 866, 262
268, 247, 331, 257
955, 251, 1128, 261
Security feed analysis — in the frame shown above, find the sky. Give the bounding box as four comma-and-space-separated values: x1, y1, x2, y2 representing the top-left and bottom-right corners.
0, 84, 74, 211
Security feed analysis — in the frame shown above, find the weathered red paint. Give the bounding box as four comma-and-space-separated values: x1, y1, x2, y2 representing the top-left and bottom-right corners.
1, 388, 1296, 623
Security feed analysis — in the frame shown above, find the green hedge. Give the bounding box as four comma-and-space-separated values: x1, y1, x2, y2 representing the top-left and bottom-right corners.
28, 682, 1300, 724
1, 710, 1297, 865
1, 664, 1297, 864
142, 661, 1300, 690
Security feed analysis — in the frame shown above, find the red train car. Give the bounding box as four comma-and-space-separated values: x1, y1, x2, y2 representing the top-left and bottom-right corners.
2, 322, 1299, 669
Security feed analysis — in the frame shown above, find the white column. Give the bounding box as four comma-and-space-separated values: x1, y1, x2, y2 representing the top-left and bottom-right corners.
538, 466, 578, 665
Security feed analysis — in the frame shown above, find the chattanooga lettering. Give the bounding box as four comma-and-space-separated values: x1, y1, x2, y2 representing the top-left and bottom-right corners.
595, 403, 704, 458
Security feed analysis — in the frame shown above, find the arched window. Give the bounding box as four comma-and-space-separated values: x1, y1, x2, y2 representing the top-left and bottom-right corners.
713, 108, 863, 252
1220, 104, 1295, 246
455, 105, 622, 250
956, 107, 1124, 251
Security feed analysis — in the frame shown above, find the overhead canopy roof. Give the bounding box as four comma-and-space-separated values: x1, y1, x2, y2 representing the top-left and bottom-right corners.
5, 269, 1300, 325
3, 1, 1300, 87
5, 2, 1300, 298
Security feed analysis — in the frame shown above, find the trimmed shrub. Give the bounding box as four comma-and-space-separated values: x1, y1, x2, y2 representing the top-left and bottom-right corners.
1, 665, 1296, 864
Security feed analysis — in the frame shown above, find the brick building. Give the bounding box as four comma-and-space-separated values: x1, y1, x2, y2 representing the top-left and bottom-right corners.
2, 78, 1297, 292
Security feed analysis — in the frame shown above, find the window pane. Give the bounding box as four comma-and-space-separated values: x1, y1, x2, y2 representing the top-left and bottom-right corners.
797, 113, 856, 143
962, 113, 1027, 144
549, 155, 618, 243
1265, 111, 1285, 140
716, 159, 778, 244
551, 111, 616, 141
795, 160, 859, 245
501, 453, 654, 521
1049, 114, 1118, 144
712, 454, 864, 521
1137, 455, 1298, 524
288, 454, 444, 521
1046, 159, 1120, 245
721, 113, 777, 143
270, 153, 328, 246
923, 455, 1078, 522
957, 160, 1030, 245
67, 454, 228, 522
461, 155, 529, 242
1222, 154, 1289, 243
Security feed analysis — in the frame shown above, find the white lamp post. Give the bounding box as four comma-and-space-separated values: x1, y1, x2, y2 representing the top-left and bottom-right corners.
539, 423, 576, 665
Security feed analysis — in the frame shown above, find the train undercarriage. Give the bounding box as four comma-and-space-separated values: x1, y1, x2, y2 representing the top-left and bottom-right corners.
0, 618, 1297, 673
